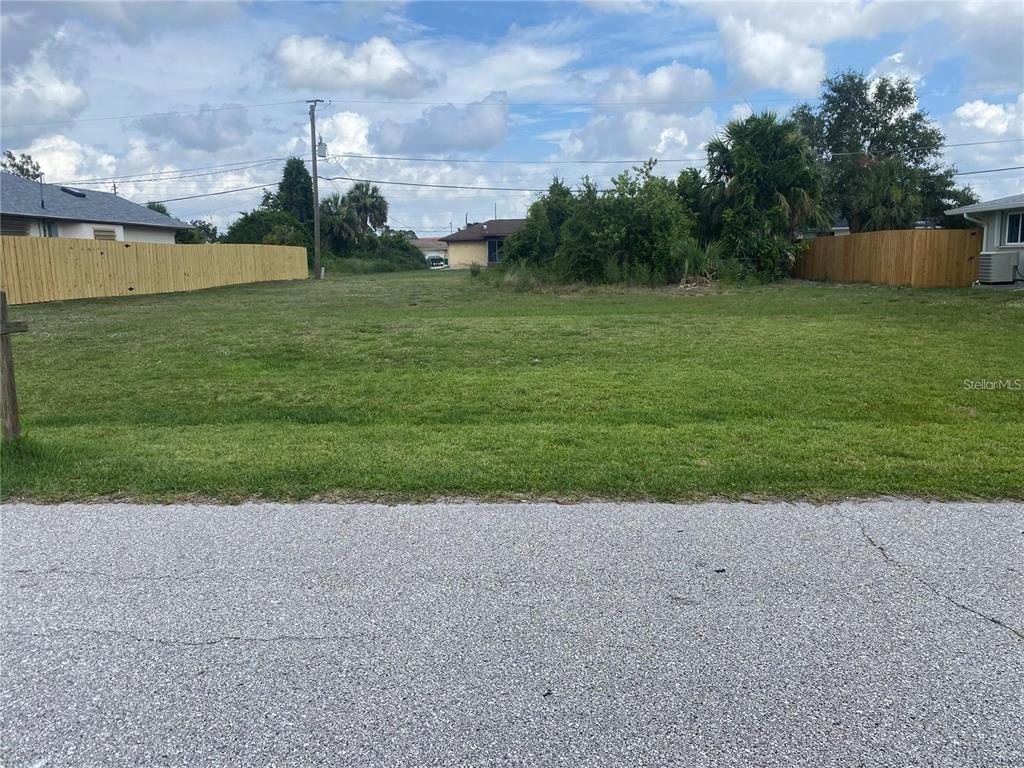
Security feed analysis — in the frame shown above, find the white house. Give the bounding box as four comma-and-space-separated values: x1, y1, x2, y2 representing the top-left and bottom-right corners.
0, 172, 188, 244
946, 193, 1024, 285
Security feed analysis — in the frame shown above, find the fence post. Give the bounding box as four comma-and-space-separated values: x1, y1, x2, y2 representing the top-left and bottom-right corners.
1, 291, 28, 440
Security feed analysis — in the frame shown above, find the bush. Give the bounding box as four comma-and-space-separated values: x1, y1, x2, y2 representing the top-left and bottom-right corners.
222, 209, 313, 266
332, 230, 426, 273
503, 164, 697, 286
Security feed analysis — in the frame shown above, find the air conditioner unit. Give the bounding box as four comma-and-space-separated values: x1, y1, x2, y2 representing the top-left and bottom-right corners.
978, 251, 1015, 285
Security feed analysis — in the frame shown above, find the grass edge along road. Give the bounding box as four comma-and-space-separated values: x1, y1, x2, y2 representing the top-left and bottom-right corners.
2, 271, 1022, 502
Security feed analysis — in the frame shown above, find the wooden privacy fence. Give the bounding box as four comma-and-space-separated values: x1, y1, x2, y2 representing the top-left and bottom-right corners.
0, 237, 308, 304
794, 229, 981, 288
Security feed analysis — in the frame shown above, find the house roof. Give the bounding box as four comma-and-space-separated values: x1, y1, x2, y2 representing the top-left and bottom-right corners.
409, 238, 447, 251
440, 218, 526, 242
946, 193, 1024, 216
0, 172, 189, 229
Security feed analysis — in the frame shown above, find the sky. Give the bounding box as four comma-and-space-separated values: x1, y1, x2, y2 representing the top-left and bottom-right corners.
2, 0, 1022, 235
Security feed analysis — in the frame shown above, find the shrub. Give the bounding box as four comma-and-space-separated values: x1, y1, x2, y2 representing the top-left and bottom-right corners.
333, 230, 426, 273
222, 209, 313, 266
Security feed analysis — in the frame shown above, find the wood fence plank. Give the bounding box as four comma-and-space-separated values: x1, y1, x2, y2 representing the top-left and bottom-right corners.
1, 237, 307, 304
796, 228, 982, 288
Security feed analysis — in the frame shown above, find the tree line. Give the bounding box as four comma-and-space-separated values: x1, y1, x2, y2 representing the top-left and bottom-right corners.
219, 158, 424, 272
502, 71, 979, 284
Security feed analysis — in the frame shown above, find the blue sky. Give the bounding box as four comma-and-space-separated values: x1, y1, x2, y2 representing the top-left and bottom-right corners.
2, 1, 1021, 233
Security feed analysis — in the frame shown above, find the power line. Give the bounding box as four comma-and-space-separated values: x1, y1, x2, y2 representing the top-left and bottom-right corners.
1, 101, 306, 129
317, 84, 1021, 110
953, 165, 1023, 176
98, 163, 1024, 206
54, 158, 289, 185
332, 139, 1024, 166
317, 174, 546, 193
150, 184, 274, 204
331, 152, 706, 164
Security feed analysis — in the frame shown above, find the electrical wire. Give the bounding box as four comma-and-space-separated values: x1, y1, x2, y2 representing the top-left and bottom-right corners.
953, 165, 1023, 176
317, 174, 545, 192
1, 101, 307, 129
97, 162, 1024, 205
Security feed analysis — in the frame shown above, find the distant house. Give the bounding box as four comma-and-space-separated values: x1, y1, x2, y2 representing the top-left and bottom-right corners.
409, 237, 448, 259
440, 219, 526, 268
946, 193, 1024, 284
0, 172, 189, 244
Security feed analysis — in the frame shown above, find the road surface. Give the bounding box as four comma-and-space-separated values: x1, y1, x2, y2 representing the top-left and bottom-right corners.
2, 501, 1022, 766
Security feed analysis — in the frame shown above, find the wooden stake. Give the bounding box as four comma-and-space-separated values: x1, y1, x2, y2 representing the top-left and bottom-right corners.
1, 291, 28, 441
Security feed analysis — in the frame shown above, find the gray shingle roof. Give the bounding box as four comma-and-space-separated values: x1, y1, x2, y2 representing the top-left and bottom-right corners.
0, 172, 189, 229
945, 193, 1024, 216
440, 219, 526, 242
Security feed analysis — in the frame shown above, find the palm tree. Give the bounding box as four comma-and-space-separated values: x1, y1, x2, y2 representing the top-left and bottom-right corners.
320, 192, 361, 253
850, 160, 922, 232
344, 181, 389, 234
705, 112, 829, 237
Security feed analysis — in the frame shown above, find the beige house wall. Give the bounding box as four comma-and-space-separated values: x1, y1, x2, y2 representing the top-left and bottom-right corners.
447, 240, 488, 268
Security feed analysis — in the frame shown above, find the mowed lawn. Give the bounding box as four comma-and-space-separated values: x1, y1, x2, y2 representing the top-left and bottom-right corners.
2, 271, 1021, 501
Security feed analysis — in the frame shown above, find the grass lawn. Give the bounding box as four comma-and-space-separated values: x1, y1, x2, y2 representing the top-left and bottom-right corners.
1, 271, 1021, 501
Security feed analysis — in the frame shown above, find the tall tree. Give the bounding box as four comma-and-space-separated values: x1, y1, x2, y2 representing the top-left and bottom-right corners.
274, 157, 315, 226
705, 112, 827, 277
344, 181, 388, 234
146, 202, 171, 216
319, 192, 361, 253
1, 150, 42, 180
792, 71, 975, 232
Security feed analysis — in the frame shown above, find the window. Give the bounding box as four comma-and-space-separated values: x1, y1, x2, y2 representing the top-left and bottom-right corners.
43, 221, 59, 237
1006, 212, 1023, 245
487, 238, 503, 265
0, 218, 30, 237
93, 228, 117, 241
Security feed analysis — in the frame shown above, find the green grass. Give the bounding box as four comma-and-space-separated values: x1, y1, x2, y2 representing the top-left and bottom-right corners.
2, 271, 1022, 501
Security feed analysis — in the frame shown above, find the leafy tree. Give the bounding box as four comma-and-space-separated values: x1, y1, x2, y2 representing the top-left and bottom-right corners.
187, 219, 219, 243
222, 209, 312, 265
502, 178, 573, 268
675, 167, 720, 244
1, 150, 42, 180
704, 111, 827, 277
147, 202, 214, 244
793, 71, 975, 232
345, 181, 388, 234
504, 164, 696, 284
274, 157, 314, 225
174, 220, 219, 244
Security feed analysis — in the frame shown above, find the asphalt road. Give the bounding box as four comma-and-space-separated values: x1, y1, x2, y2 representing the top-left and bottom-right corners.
2, 500, 1022, 767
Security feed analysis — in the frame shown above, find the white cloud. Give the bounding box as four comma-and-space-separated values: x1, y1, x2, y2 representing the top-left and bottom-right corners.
136, 104, 252, 151
1, 51, 88, 136
558, 107, 718, 161
718, 15, 824, 95
595, 62, 714, 112
319, 111, 372, 155
943, 93, 1024, 199
953, 100, 1014, 135
403, 38, 581, 105
274, 35, 438, 97
869, 52, 924, 86
16, 134, 115, 182
371, 93, 509, 153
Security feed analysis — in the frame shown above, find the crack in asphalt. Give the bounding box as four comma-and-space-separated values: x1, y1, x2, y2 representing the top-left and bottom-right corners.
856, 521, 1024, 642
3, 626, 353, 647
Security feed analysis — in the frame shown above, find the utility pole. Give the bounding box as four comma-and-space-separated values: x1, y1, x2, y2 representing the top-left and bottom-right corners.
307, 99, 324, 279
111, 181, 118, 196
